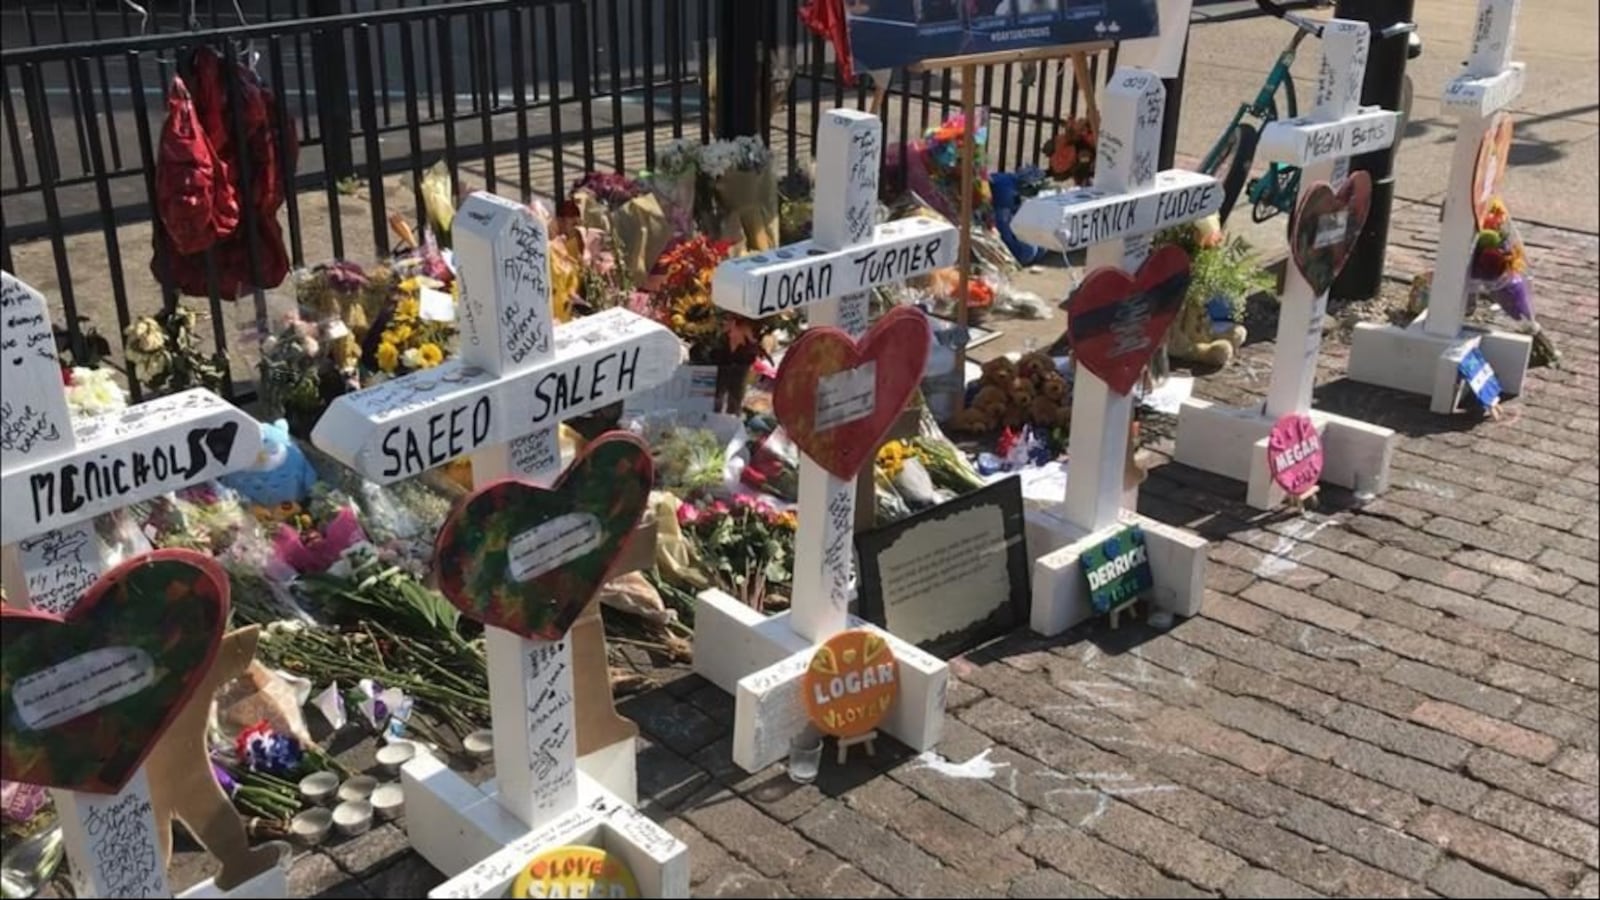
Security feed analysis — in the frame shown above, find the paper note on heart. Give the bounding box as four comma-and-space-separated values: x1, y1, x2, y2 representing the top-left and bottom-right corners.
1290, 172, 1372, 295
772, 305, 931, 479
1, 549, 229, 794
1267, 413, 1324, 497
434, 431, 654, 640
1066, 245, 1192, 397
1473, 115, 1514, 228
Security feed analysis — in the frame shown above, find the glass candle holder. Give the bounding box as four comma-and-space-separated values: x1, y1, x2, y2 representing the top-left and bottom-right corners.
787, 733, 824, 785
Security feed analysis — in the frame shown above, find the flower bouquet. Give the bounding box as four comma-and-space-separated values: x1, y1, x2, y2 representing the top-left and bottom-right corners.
570, 171, 673, 286
550, 222, 628, 320
675, 494, 796, 613
648, 138, 702, 236
258, 312, 356, 435
365, 276, 456, 380
124, 305, 227, 395
1045, 116, 1097, 185
699, 136, 778, 252
1471, 198, 1559, 367
1154, 215, 1268, 367
62, 366, 127, 418
917, 111, 995, 230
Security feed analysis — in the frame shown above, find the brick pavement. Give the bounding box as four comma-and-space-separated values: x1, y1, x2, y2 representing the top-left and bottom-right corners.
258, 198, 1597, 898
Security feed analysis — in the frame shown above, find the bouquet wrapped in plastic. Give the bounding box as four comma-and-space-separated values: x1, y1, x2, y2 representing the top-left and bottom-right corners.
1471, 198, 1559, 367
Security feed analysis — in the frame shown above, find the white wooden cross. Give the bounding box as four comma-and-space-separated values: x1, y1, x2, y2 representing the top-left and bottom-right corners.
1347, 0, 1533, 413
1175, 20, 1403, 509
1010, 69, 1219, 636
694, 109, 955, 772
0, 272, 288, 899
311, 193, 688, 897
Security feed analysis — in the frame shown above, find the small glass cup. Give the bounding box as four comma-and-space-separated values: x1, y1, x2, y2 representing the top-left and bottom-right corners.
787, 732, 824, 785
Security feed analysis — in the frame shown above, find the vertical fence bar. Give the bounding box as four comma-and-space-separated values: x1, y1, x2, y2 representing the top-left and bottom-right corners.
642, 0, 657, 167
399, 23, 428, 222
1, 64, 29, 186
20, 64, 86, 366
126, 51, 179, 319
807, 34, 822, 157
996, 62, 1014, 167
223, 44, 268, 348
698, 0, 711, 143
354, 26, 389, 256
573, 1, 598, 174
422, 0, 437, 120
607, 0, 626, 172
295, 30, 314, 139
71, 57, 135, 398
436, 16, 460, 201
377, 11, 393, 127
85, 2, 125, 171
267, 37, 305, 269
509, 9, 532, 202
669, 0, 685, 140
543, 3, 567, 200
474, 12, 497, 192
51, 5, 92, 175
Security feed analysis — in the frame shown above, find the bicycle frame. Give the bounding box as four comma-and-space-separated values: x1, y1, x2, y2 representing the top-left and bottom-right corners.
1200, 28, 1311, 173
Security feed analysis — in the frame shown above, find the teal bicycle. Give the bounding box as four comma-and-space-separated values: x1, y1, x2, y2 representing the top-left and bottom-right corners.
1199, 0, 1420, 225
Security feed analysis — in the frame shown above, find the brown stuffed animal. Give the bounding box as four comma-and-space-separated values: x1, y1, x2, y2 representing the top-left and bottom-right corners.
981, 356, 1017, 386
1039, 372, 1067, 403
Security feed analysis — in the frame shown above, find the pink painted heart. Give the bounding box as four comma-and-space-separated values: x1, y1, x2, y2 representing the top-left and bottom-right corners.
1066, 245, 1192, 397
1290, 171, 1372, 295
1, 549, 229, 794
1472, 114, 1514, 228
1267, 413, 1324, 497
434, 432, 654, 641
772, 305, 931, 479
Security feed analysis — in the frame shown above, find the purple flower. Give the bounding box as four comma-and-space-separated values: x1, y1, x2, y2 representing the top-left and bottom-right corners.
211, 763, 238, 795
322, 260, 370, 295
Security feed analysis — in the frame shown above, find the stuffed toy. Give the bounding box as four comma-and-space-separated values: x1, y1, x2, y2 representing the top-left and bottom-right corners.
220, 418, 319, 507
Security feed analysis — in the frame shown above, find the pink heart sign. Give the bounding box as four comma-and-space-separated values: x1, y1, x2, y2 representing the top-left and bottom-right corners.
772, 306, 931, 479
433, 432, 654, 641
1, 549, 229, 794
1267, 413, 1323, 497
1066, 245, 1192, 397
1290, 172, 1372, 295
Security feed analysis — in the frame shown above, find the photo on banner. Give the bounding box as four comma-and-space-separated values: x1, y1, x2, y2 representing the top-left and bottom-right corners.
845, 0, 1160, 72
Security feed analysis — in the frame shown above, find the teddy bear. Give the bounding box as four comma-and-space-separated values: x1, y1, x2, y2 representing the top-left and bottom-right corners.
981, 355, 1017, 387
220, 419, 319, 507
1016, 351, 1056, 383
1039, 371, 1067, 404
949, 407, 994, 433
1167, 294, 1247, 367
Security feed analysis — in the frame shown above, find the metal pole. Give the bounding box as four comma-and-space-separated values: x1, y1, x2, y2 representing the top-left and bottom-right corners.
310, 0, 354, 182
1332, 0, 1416, 300
1159, 33, 1189, 170
715, 0, 763, 137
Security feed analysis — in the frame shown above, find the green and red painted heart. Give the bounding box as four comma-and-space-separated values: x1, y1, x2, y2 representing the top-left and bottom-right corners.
1290, 172, 1372, 295
1066, 245, 1192, 397
434, 431, 654, 641
1, 549, 229, 795
772, 305, 931, 479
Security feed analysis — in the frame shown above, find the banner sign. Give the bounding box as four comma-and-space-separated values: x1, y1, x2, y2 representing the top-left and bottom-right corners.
846, 1, 1161, 73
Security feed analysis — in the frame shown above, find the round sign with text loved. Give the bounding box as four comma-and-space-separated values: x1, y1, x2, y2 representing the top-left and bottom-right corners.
510, 845, 639, 899
1267, 413, 1323, 498
803, 629, 899, 738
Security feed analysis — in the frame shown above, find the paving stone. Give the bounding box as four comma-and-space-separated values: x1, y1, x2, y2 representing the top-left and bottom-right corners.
1541, 547, 1600, 583
1333, 671, 1431, 718
1006, 868, 1104, 898
1466, 749, 1600, 824
681, 787, 816, 878
1208, 659, 1341, 719
1515, 701, 1600, 751
1552, 749, 1600, 787
695, 865, 796, 898
1315, 578, 1445, 633
1395, 579, 1522, 630
1203, 695, 1348, 761
619, 689, 727, 757
1203, 592, 1276, 635
1410, 700, 1561, 762
1221, 867, 1326, 898
1280, 795, 1441, 881
1426, 860, 1543, 898
1017, 811, 1213, 898
1482, 575, 1593, 623
1409, 807, 1587, 896
1332, 740, 1488, 813
1383, 659, 1524, 719
325, 823, 410, 879
1514, 614, 1600, 660
1082, 798, 1247, 890
1267, 755, 1423, 830
795, 801, 986, 897
664, 819, 741, 888
1242, 581, 1365, 634
1353, 619, 1489, 675
888, 751, 1031, 836
358, 853, 444, 897
1482, 660, 1597, 713
1472, 790, 1600, 867
289, 852, 353, 897
636, 738, 714, 813
1324, 702, 1473, 768
1570, 869, 1599, 899
1147, 706, 1289, 775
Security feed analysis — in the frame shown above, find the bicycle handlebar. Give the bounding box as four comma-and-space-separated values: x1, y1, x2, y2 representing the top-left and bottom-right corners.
1256, 0, 1417, 43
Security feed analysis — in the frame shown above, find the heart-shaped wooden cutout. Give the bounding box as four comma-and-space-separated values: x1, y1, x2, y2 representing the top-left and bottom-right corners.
434, 431, 654, 641
772, 305, 931, 479
1290, 171, 1373, 295
1, 549, 229, 794
1473, 114, 1514, 228
1066, 245, 1192, 397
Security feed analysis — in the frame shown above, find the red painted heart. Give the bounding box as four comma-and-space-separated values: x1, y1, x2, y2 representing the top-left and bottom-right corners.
1, 549, 229, 794
434, 431, 654, 641
1290, 171, 1373, 295
772, 305, 931, 479
1066, 245, 1192, 397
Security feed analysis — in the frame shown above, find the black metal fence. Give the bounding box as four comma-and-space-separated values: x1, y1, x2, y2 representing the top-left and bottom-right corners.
1, 0, 1108, 402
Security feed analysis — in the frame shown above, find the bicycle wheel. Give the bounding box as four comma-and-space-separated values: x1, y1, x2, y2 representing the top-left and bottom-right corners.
1252, 165, 1298, 224
1218, 123, 1260, 225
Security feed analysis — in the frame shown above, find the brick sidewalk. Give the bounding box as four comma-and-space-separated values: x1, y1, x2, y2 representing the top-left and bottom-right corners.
282, 199, 1599, 899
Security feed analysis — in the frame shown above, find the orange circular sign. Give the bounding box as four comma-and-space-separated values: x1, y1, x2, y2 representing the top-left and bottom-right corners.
510, 845, 639, 899
803, 629, 899, 738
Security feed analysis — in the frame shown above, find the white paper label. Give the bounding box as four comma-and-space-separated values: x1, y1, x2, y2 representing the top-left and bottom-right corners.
508, 513, 602, 582
420, 287, 456, 323
815, 362, 877, 431
1314, 211, 1348, 248
13, 647, 155, 730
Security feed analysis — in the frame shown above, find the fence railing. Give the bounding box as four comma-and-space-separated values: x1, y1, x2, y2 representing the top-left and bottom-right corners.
1, 0, 1108, 404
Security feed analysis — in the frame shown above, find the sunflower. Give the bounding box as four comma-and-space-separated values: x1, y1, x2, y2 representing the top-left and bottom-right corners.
376, 342, 400, 373
418, 343, 444, 368
670, 294, 722, 341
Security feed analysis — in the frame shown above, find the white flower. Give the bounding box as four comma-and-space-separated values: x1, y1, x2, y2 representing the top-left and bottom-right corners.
402, 347, 422, 369
65, 367, 128, 418
262, 335, 279, 355
302, 337, 320, 357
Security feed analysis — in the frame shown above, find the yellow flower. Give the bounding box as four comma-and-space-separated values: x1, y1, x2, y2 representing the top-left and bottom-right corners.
418, 343, 444, 367
388, 323, 413, 345
377, 342, 400, 372
396, 298, 421, 322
